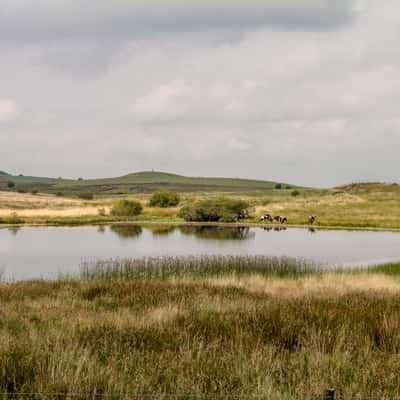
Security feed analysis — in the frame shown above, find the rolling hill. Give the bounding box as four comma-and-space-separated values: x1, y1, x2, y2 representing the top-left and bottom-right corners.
0, 170, 296, 194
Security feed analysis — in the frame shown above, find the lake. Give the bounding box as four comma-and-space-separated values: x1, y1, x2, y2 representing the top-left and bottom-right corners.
1, 224, 400, 280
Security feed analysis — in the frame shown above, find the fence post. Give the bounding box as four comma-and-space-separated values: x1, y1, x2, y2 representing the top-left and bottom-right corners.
324, 388, 335, 400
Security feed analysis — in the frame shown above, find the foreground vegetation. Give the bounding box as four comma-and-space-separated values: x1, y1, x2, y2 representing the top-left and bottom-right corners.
1, 256, 400, 399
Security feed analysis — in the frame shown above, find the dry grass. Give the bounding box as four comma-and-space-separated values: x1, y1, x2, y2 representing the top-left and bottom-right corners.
2, 269, 400, 398
2, 183, 400, 229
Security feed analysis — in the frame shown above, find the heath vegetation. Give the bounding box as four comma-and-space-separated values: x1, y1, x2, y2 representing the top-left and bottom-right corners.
0, 257, 400, 398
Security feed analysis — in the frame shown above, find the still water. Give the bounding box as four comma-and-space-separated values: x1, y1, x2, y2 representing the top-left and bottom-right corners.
1, 224, 400, 280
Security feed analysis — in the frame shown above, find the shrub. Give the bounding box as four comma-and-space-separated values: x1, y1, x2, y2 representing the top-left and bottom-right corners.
179, 198, 250, 223
291, 190, 300, 197
55, 192, 64, 197
149, 191, 180, 208
31, 189, 38, 195
77, 192, 94, 200
7, 181, 15, 189
111, 200, 143, 217
275, 183, 282, 189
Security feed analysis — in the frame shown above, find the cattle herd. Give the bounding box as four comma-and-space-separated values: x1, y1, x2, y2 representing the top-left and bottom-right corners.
260, 214, 317, 225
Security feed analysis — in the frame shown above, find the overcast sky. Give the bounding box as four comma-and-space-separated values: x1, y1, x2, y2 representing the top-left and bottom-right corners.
1, 0, 399, 187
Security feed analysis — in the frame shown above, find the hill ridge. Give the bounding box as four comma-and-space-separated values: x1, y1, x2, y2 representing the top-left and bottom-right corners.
1, 169, 297, 194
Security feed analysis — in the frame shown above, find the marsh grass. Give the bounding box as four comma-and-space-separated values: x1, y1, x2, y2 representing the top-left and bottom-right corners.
81, 256, 319, 281
1, 260, 400, 398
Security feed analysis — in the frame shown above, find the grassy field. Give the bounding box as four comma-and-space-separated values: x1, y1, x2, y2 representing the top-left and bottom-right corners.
0, 170, 292, 194
1, 182, 400, 229
1, 256, 400, 399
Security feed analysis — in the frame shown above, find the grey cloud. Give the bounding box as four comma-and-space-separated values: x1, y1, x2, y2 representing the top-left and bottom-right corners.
0, 0, 360, 45
3, 0, 400, 187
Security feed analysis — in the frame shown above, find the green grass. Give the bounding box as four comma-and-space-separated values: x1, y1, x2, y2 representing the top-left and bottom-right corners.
2, 256, 400, 398
1, 170, 295, 195
368, 262, 400, 275
81, 255, 319, 281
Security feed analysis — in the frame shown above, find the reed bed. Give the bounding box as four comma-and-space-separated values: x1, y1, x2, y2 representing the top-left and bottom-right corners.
80, 255, 320, 281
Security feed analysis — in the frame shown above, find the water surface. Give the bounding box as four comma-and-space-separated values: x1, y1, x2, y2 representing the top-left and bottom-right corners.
1, 225, 400, 280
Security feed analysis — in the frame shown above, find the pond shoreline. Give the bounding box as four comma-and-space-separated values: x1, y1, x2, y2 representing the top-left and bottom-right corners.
2, 219, 400, 233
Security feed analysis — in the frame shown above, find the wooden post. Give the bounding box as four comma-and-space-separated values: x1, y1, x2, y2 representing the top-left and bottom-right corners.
324, 388, 335, 400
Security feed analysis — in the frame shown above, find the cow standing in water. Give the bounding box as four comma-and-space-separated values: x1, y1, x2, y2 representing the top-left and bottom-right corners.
309, 215, 316, 224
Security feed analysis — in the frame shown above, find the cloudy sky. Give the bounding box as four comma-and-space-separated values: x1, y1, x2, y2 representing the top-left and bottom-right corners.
0, 0, 399, 186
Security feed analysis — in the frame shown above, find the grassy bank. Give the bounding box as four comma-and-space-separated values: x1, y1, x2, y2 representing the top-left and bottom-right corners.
2, 182, 400, 230
1, 257, 400, 398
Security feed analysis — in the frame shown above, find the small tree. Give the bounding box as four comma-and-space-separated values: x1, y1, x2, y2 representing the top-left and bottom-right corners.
111, 200, 143, 217
275, 183, 282, 189
149, 191, 180, 208
7, 181, 15, 189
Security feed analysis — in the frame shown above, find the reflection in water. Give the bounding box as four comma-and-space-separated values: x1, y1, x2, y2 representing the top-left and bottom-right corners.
309, 228, 316, 234
263, 226, 288, 232
179, 226, 255, 240
146, 225, 176, 236
97, 226, 106, 234
110, 224, 143, 239
7, 226, 21, 236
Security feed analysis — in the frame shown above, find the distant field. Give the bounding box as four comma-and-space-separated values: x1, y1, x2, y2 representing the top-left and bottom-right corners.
1, 175, 400, 229
0, 170, 294, 194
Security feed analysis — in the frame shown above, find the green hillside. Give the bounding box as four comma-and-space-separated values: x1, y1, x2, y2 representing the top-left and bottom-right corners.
0, 170, 296, 194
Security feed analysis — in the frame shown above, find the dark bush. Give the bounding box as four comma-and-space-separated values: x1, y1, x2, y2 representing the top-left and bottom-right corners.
31, 190, 38, 195
275, 183, 282, 190
77, 192, 94, 200
179, 198, 250, 223
111, 200, 143, 217
7, 181, 15, 189
17, 189, 27, 194
291, 190, 300, 197
149, 191, 180, 208
55, 192, 64, 197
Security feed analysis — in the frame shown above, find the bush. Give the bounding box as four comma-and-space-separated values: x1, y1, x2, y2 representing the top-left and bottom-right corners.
275, 183, 282, 189
98, 208, 106, 217
291, 190, 300, 197
149, 191, 180, 208
111, 200, 143, 217
31, 189, 38, 195
55, 192, 64, 197
179, 198, 250, 223
7, 181, 15, 189
77, 192, 94, 200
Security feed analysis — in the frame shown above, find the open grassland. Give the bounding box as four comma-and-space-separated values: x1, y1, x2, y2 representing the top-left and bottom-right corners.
1, 182, 400, 229
1, 257, 400, 399
0, 170, 290, 195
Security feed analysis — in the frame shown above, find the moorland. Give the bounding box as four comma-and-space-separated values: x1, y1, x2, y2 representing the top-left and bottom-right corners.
1, 256, 400, 399
1, 170, 400, 230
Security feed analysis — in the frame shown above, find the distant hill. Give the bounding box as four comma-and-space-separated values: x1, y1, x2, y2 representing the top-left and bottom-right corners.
0, 170, 297, 194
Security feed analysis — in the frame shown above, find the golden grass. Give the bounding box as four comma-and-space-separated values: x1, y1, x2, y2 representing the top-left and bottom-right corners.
204, 273, 400, 299
2, 272, 400, 397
